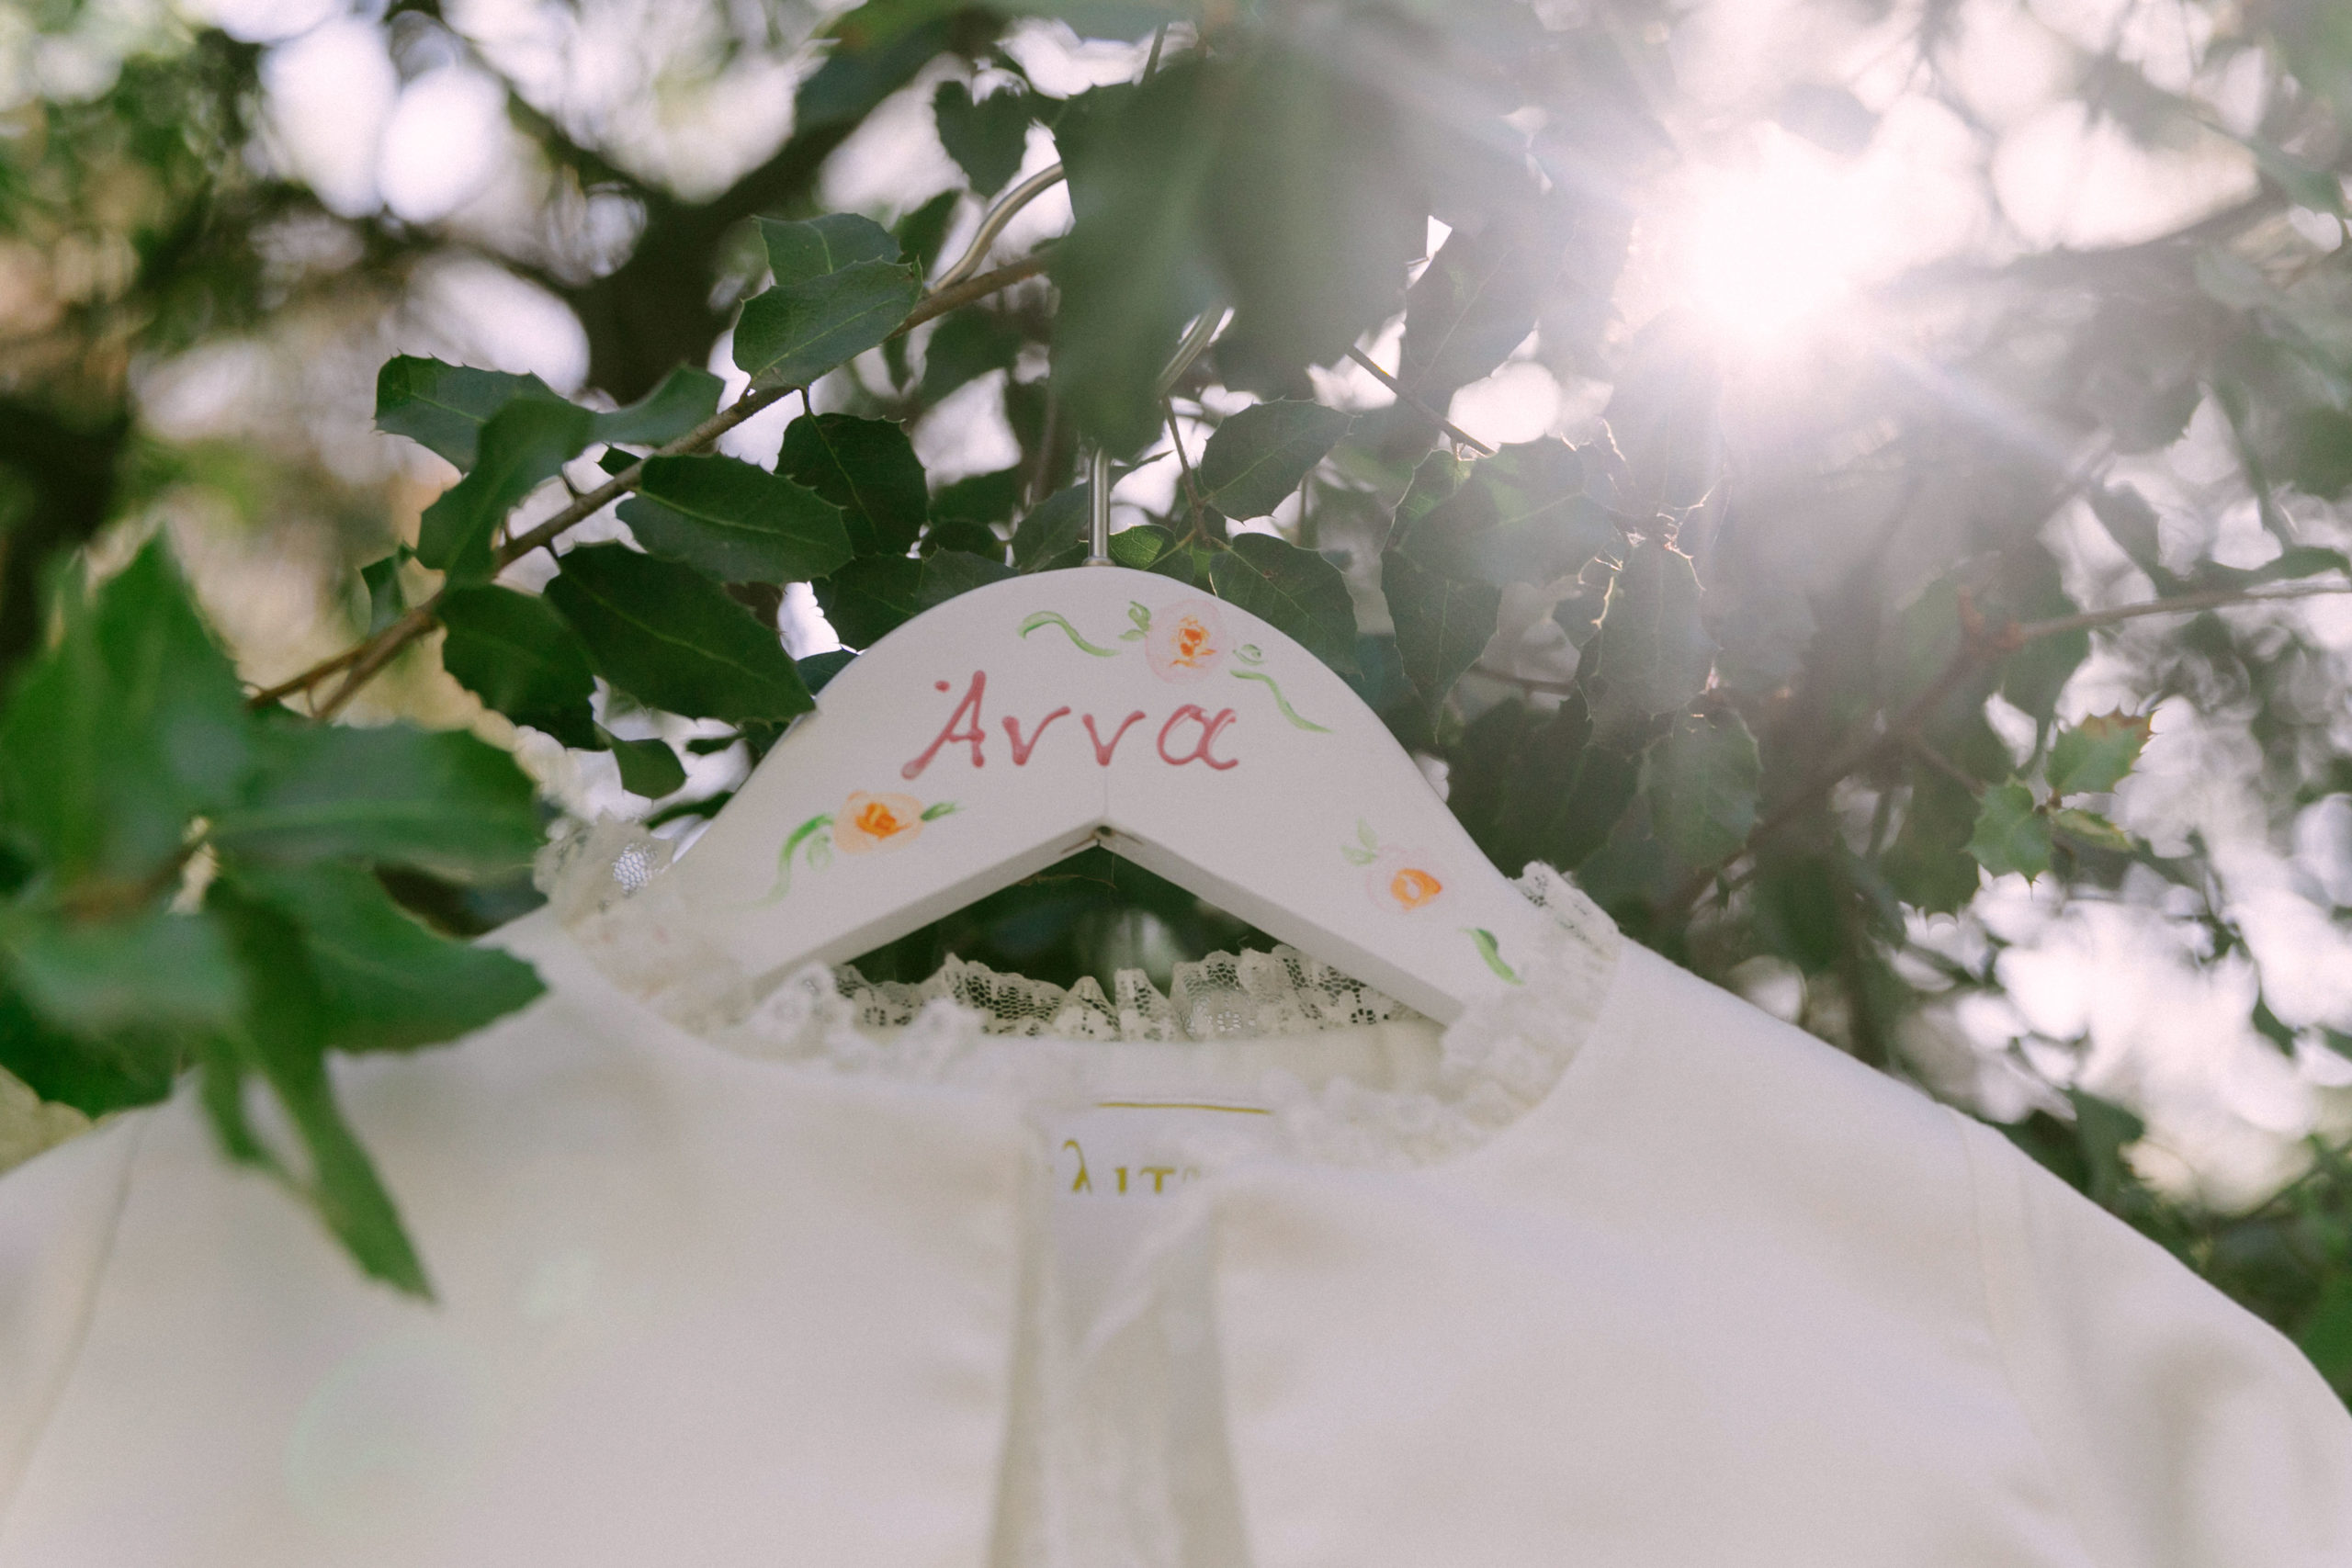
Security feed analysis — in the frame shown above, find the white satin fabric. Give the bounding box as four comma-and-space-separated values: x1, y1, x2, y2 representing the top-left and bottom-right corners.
1, 868, 2346, 1566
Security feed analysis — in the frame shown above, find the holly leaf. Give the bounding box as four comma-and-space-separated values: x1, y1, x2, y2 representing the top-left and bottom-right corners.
1882, 764, 1982, 915
735, 221, 921, 391
437, 584, 600, 750
934, 80, 1032, 198
920, 308, 1024, 406
545, 543, 813, 724
815, 548, 1015, 648
592, 365, 725, 447
1445, 693, 1641, 876
232, 861, 543, 1055
373, 355, 558, 470
1380, 547, 1498, 707
1644, 707, 1760, 866
1207, 534, 1360, 674
1197, 400, 1351, 520
932, 466, 1025, 527
776, 413, 929, 557
359, 550, 409, 636
1399, 212, 1558, 399
894, 190, 960, 282
1968, 781, 2052, 881
2050, 807, 2133, 852
600, 728, 688, 799
415, 399, 596, 583
6, 907, 243, 1037
1578, 536, 1714, 743
1401, 439, 1615, 586
618, 455, 854, 584
2047, 711, 2153, 796
215, 721, 545, 880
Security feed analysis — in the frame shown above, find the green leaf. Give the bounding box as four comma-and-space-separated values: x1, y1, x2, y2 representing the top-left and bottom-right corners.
1401, 439, 1616, 586
373, 355, 557, 470
920, 308, 1024, 406
2296, 1272, 2352, 1397
599, 728, 688, 799
0, 540, 250, 883
1380, 547, 1499, 707
776, 413, 929, 557
1644, 708, 1760, 866
894, 189, 961, 282
2284, 407, 2352, 500
1207, 534, 1360, 674
815, 548, 1015, 648
932, 466, 1025, 526
437, 584, 599, 750
233, 862, 543, 1055
1445, 693, 1641, 876
6, 907, 242, 1036
415, 398, 596, 583
544, 543, 813, 724
2050, 807, 2133, 852
1578, 536, 1714, 743
214, 722, 544, 880
359, 550, 409, 636
2087, 483, 2170, 580
0, 986, 177, 1116
208, 881, 430, 1296
1011, 483, 1091, 571
1385, 449, 1469, 550
618, 454, 854, 584
734, 260, 921, 391
934, 80, 1033, 198
2047, 710, 2153, 795
1197, 400, 1352, 519
592, 365, 725, 447
1882, 765, 1982, 915
757, 212, 901, 287
1109, 524, 1180, 570
1399, 212, 1557, 398
1968, 781, 2052, 882
922, 518, 1003, 558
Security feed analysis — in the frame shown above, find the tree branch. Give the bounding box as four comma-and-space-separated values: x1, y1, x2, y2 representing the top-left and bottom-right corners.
1343, 347, 1495, 456
888, 251, 1052, 341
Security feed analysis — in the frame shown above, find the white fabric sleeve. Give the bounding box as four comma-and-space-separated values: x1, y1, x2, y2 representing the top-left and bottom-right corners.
1955, 1111, 2352, 1566
0, 1116, 143, 1529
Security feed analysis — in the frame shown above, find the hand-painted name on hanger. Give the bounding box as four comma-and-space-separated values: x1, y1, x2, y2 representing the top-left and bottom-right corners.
902, 671, 1239, 779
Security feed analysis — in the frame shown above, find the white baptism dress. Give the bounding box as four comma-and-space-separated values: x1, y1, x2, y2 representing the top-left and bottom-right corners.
0, 832, 2346, 1567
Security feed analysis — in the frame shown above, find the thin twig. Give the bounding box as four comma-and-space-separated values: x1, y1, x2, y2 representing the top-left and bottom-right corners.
1654, 578, 2352, 922
1469, 662, 1577, 696
246, 642, 366, 709
889, 251, 1053, 340
1165, 400, 1208, 541
1344, 346, 1495, 456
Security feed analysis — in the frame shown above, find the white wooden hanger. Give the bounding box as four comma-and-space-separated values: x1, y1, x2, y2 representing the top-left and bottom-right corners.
662, 559, 1554, 1025
661, 171, 1551, 1023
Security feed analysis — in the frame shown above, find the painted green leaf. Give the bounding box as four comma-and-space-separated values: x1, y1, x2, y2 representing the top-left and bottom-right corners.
2047, 710, 2153, 796
544, 543, 813, 725
1207, 533, 1360, 675
1380, 546, 1499, 707
1967, 781, 2053, 882
1644, 708, 1761, 866
618, 454, 854, 584
232, 861, 543, 1055
373, 355, 558, 469
1578, 536, 1715, 743
934, 80, 1032, 198
1198, 400, 1352, 520
758, 213, 901, 287
776, 413, 929, 557
815, 548, 1015, 648
734, 255, 921, 391
437, 584, 599, 750
592, 365, 725, 447
415, 398, 596, 583
1882, 764, 1982, 915
600, 727, 688, 799
214, 721, 544, 880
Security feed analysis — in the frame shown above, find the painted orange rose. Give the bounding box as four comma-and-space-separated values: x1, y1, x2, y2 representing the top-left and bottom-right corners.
833, 791, 926, 854
1364, 847, 1449, 913
1145, 597, 1227, 683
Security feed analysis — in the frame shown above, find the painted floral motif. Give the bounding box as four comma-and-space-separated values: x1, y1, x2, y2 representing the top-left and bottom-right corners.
1141, 597, 1227, 683
764, 791, 957, 900
1020, 598, 1329, 732
1343, 819, 1449, 913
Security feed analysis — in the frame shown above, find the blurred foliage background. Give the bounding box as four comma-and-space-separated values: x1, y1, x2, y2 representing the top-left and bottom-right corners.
6, 0, 2352, 1399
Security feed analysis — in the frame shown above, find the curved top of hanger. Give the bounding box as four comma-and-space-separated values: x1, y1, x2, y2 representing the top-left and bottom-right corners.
662, 563, 1554, 1025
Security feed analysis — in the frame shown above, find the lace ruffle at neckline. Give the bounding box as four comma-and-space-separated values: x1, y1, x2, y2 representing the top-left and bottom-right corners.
536, 817, 1623, 1168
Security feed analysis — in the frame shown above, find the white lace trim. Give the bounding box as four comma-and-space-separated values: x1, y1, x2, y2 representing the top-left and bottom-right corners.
537, 817, 1622, 1168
